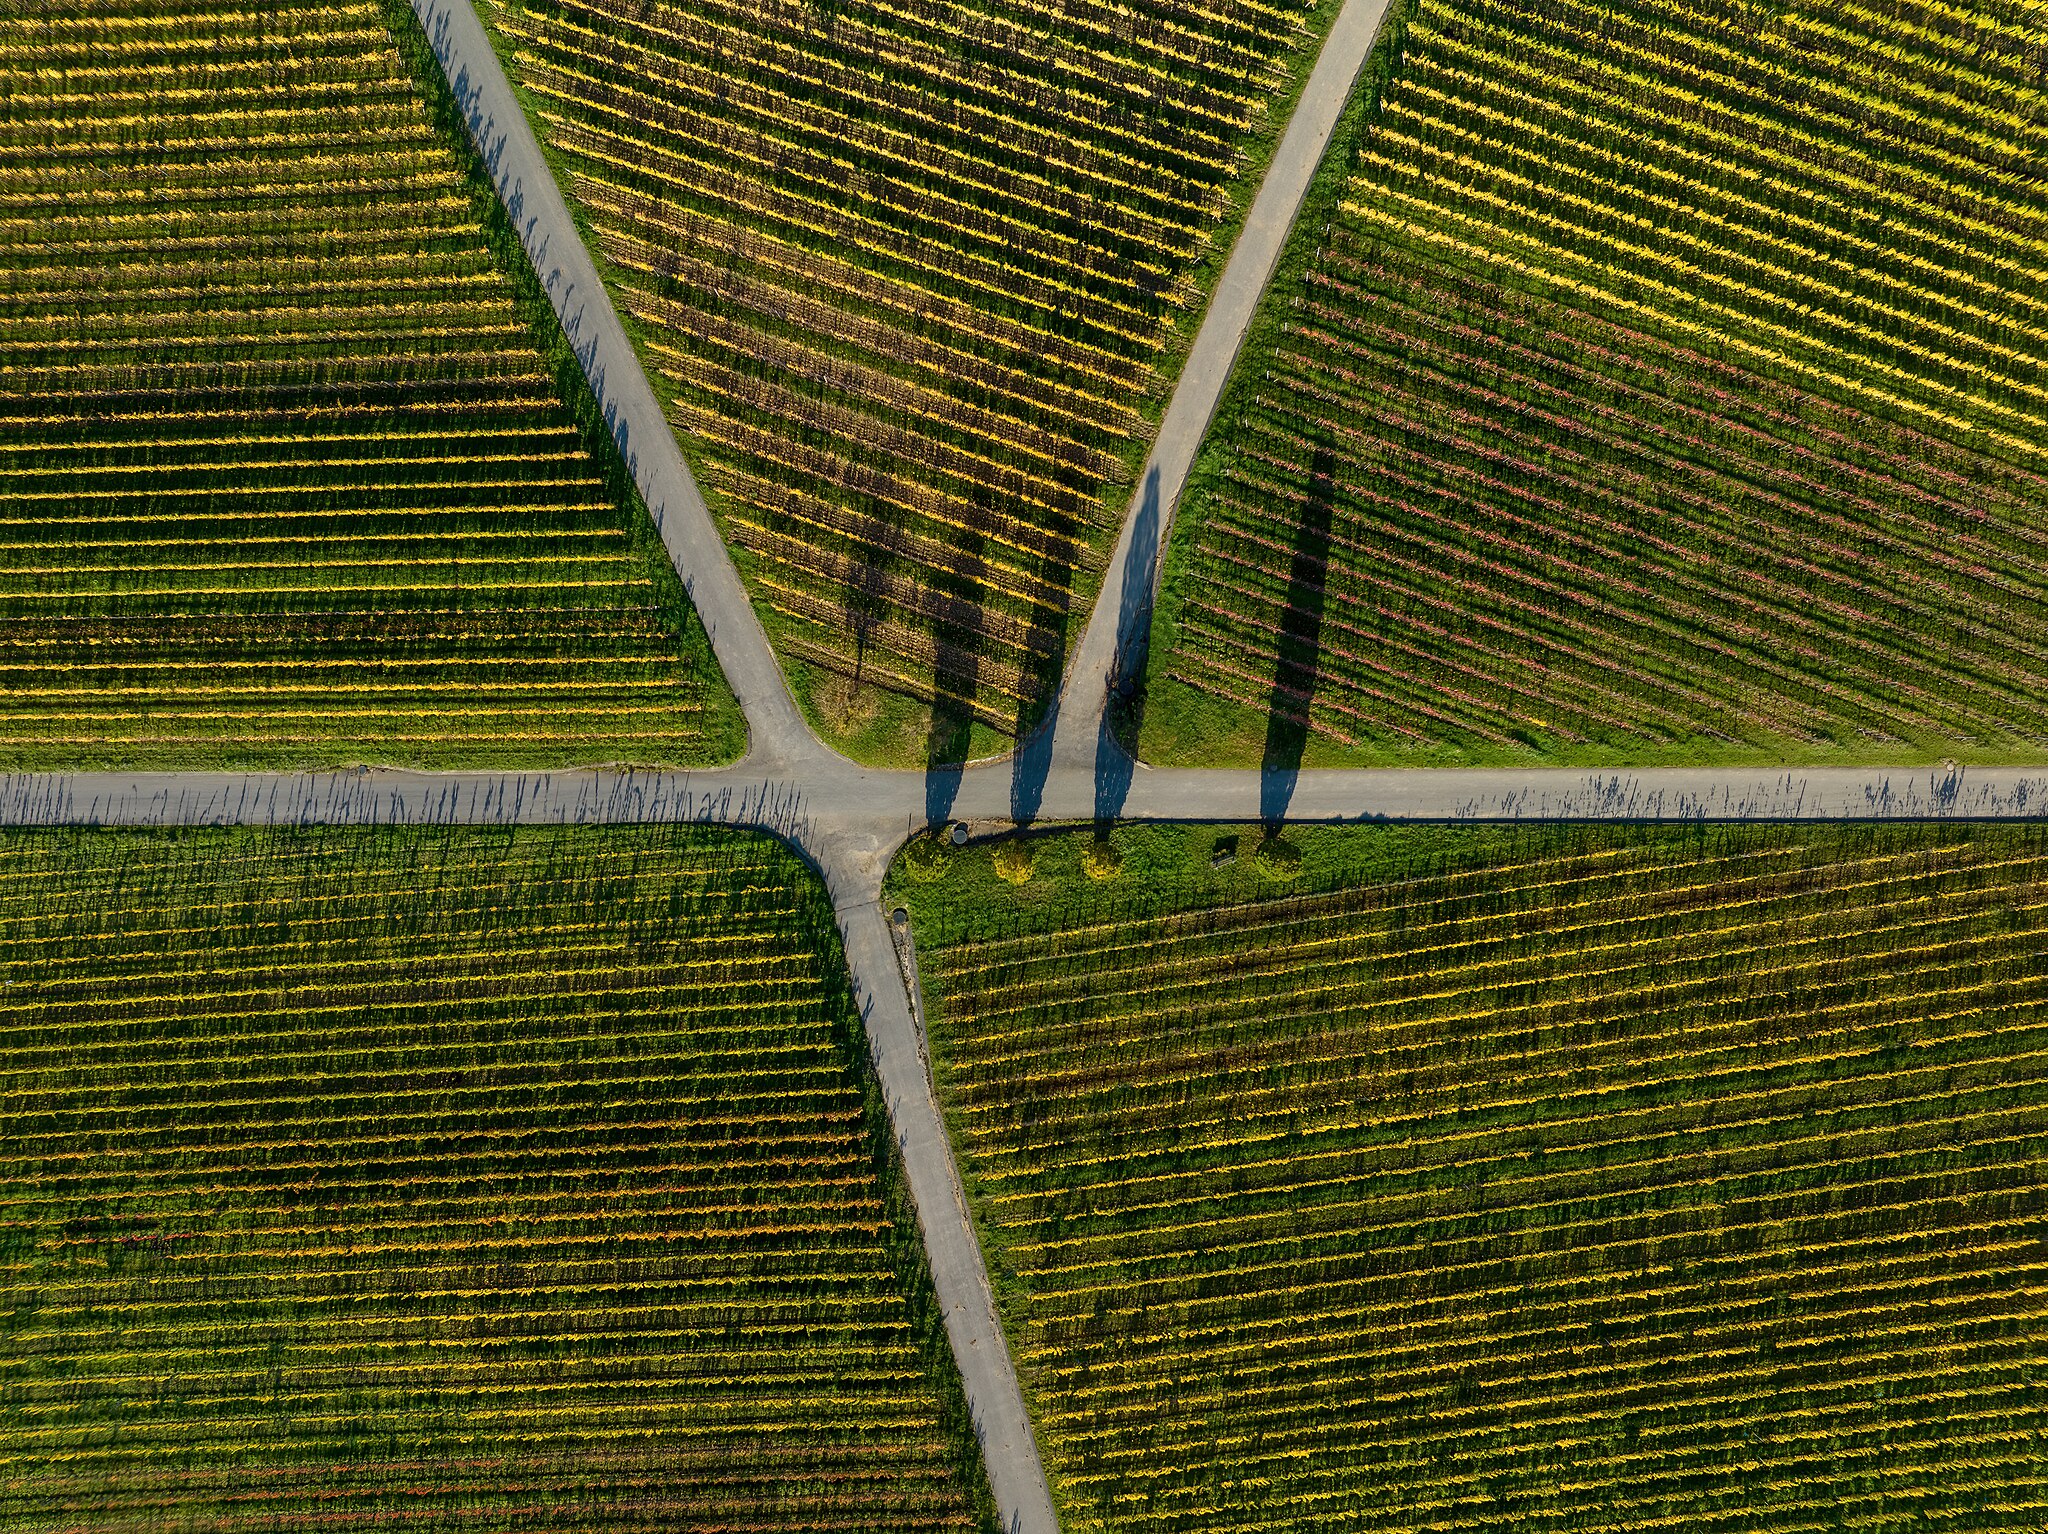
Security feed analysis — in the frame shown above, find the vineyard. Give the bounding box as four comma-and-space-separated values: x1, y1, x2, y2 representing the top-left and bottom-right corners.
904, 822, 2048, 1532
481, 0, 1340, 762
1146, 0, 2048, 769
0, 0, 740, 770
0, 825, 989, 1529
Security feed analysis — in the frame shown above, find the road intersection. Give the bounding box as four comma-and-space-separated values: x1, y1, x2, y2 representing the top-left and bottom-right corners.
14, 3, 2044, 1530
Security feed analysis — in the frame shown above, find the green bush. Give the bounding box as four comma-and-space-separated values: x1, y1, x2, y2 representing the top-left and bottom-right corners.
900, 835, 952, 883
992, 840, 1036, 885
1083, 839, 1124, 881
1254, 836, 1302, 879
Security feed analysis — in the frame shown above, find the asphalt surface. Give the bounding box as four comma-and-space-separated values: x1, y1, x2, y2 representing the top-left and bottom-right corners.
7, 760, 2039, 835
22, 5, 2032, 1534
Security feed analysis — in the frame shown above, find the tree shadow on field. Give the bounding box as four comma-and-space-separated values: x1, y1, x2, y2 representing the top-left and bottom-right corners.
845, 505, 893, 695
835, 505, 901, 770
923, 623, 977, 834
1095, 466, 1162, 826
928, 508, 1036, 831
1260, 440, 1337, 829
1007, 538, 1080, 828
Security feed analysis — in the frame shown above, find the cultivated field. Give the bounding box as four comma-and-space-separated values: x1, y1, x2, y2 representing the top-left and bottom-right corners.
482, 0, 1341, 762
1145, 0, 2048, 769
0, 826, 987, 1528
0, 0, 739, 769
903, 823, 2048, 1531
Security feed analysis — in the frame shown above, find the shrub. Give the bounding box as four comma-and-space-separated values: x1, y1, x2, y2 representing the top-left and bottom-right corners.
992, 840, 1036, 885
1254, 836, 1302, 879
900, 835, 952, 883
1083, 839, 1123, 881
